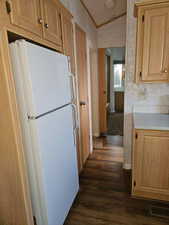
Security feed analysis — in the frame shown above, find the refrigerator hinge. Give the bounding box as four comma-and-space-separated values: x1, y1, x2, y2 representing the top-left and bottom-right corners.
33, 216, 37, 225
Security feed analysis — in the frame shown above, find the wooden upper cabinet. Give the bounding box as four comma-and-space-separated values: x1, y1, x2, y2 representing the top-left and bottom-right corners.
61, 11, 75, 73
132, 130, 169, 202
135, 1, 169, 83
0, 0, 9, 22
10, 0, 42, 36
42, 0, 62, 46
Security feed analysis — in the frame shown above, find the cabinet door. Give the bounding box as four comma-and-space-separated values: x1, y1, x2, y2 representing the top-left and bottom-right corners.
62, 13, 75, 74
10, 0, 42, 36
0, 30, 33, 225
0, 0, 8, 22
133, 130, 169, 201
142, 7, 169, 82
42, 0, 62, 46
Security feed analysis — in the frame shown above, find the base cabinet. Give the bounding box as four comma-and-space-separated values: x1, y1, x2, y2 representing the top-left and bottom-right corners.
132, 129, 169, 202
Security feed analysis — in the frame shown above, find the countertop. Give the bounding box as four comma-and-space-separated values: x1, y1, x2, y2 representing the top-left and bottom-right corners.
133, 113, 169, 131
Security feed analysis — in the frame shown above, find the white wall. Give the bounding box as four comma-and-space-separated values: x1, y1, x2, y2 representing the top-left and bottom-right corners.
60, 0, 97, 48
123, 0, 169, 169
97, 15, 126, 48
59, 0, 100, 139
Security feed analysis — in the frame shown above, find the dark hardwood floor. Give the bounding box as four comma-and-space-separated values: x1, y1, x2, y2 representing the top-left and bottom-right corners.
64, 148, 169, 225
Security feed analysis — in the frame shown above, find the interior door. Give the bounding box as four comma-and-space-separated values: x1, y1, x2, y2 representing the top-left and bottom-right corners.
0, 30, 33, 225
142, 7, 169, 82
42, 0, 62, 46
75, 24, 90, 165
133, 130, 169, 201
10, 0, 42, 36
98, 48, 107, 134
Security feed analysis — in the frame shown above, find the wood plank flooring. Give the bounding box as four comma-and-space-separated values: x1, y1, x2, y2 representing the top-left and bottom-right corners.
64, 148, 169, 225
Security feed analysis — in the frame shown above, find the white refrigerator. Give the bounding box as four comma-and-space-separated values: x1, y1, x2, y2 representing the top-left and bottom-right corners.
10, 40, 79, 225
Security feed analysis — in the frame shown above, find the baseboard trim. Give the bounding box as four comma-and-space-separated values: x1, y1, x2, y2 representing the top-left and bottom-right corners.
123, 163, 131, 170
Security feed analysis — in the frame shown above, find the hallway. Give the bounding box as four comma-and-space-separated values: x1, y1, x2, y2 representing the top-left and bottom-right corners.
64, 148, 169, 225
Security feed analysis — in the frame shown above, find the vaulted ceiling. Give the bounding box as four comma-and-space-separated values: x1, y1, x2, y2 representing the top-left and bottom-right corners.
80, 0, 127, 28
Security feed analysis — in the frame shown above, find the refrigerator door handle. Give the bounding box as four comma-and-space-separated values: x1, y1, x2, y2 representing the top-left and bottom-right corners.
69, 73, 76, 103
71, 103, 77, 130
71, 103, 77, 146
73, 129, 77, 147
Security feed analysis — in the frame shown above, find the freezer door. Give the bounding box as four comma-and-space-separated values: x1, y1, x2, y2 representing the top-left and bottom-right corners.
10, 40, 73, 117
30, 105, 79, 225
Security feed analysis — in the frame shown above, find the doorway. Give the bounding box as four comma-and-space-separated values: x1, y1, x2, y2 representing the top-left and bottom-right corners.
98, 47, 125, 147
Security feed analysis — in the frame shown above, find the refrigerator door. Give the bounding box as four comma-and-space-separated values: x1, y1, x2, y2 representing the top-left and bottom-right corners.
30, 105, 79, 225
10, 40, 73, 117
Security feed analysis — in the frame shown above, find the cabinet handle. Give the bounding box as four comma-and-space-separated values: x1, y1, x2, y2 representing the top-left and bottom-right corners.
162, 69, 168, 73
38, 18, 43, 24
80, 101, 86, 106
44, 23, 49, 29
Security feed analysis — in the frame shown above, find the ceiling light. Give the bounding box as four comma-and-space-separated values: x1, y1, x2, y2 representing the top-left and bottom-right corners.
104, 0, 116, 9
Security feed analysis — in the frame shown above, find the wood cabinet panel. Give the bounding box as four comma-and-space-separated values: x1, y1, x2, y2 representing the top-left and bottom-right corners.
61, 12, 75, 74
42, 0, 62, 46
10, 0, 42, 36
135, 2, 169, 83
132, 130, 169, 201
142, 7, 169, 81
0, 29, 33, 225
0, 0, 8, 21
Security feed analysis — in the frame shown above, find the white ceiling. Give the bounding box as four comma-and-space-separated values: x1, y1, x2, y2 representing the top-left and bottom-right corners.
81, 0, 127, 27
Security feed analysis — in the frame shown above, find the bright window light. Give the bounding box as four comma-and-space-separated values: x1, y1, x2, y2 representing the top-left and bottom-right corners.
114, 64, 123, 88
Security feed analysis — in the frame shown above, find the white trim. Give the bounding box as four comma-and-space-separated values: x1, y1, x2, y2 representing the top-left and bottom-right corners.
123, 163, 131, 170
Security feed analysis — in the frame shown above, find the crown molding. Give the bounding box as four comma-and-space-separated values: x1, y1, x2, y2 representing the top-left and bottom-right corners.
80, 0, 126, 29
80, 0, 97, 27
97, 12, 126, 28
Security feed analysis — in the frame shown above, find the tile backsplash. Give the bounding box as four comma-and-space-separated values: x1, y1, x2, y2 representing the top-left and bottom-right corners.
133, 105, 169, 114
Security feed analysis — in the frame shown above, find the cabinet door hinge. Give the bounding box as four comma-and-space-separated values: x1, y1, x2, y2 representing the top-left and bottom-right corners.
33, 216, 37, 225
142, 15, 145, 22
134, 180, 136, 187
139, 71, 142, 78
135, 133, 138, 139
5, 0, 11, 14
